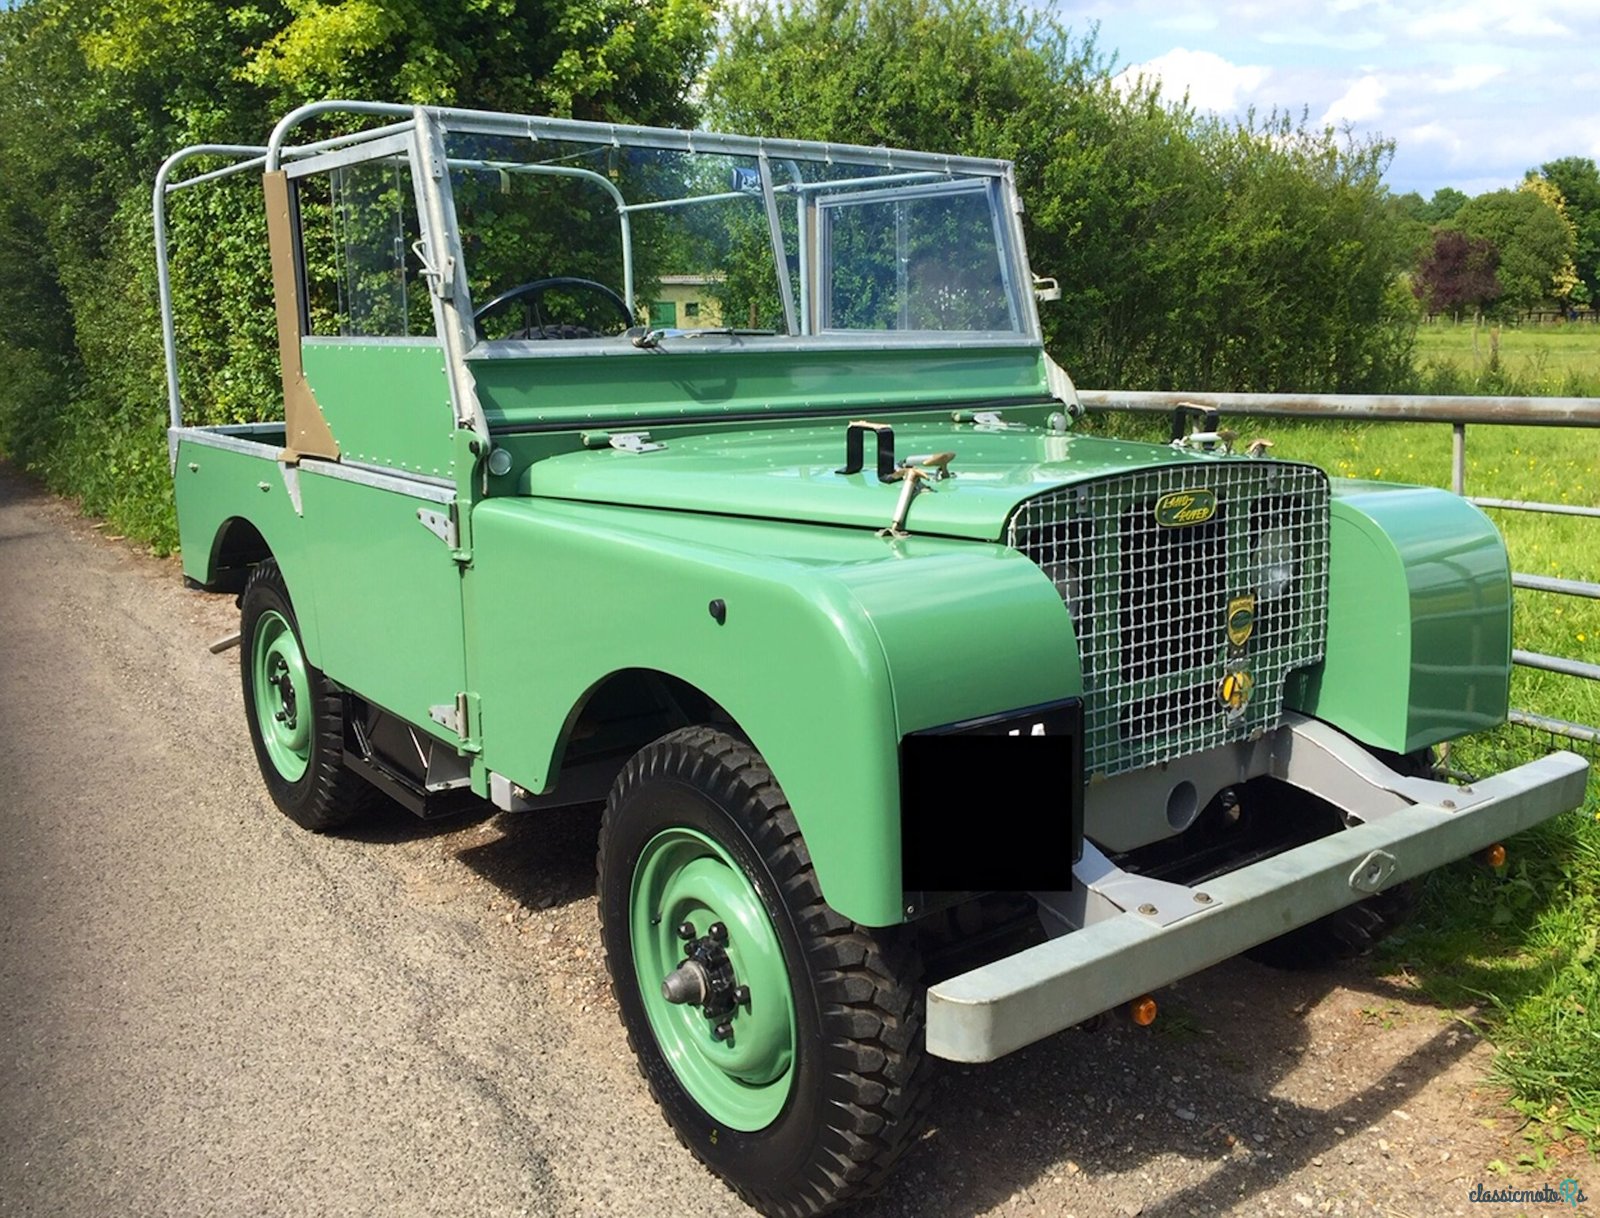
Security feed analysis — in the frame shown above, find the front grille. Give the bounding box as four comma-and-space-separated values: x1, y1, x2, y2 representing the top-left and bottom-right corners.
1007, 460, 1329, 778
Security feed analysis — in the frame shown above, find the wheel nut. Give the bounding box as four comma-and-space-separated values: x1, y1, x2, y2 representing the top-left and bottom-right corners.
676, 921, 695, 940
733, 985, 750, 1005
712, 1022, 733, 1042
709, 922, 728, 943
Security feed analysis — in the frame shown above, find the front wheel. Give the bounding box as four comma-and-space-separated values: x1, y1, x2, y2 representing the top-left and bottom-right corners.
597, 727, 932, 1217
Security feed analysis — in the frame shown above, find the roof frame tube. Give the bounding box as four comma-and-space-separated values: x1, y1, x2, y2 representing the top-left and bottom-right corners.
153, 144, 270, 464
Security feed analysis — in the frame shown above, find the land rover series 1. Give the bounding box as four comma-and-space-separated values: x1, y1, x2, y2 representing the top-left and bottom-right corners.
157, 102, 1588, 1216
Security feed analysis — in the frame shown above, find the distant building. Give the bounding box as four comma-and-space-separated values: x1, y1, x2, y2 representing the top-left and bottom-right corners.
649, 275, 724, 329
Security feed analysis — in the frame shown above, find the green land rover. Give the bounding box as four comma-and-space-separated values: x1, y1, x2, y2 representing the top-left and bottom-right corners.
158, 103, 1588, 1216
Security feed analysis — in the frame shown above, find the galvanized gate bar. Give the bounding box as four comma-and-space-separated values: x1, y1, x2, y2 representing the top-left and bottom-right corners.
1513, 649, 1600, 681
1510, 709, 1600, 744
1075, 390, 1600, 427
1513, 573, 1600, 599
1474, 496, 1600, 519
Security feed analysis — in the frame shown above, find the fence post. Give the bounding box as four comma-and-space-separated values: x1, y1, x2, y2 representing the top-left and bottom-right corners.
1451, 423, 1467, 495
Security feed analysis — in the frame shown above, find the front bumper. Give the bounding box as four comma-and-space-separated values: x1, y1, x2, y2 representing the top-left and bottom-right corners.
925, 726, 1589, 1062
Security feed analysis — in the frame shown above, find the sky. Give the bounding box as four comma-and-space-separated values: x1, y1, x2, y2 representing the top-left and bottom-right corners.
1056, 0, 1600, 199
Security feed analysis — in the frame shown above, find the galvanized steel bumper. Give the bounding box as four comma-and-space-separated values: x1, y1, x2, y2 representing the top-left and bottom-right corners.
926, 745, 1589, 1062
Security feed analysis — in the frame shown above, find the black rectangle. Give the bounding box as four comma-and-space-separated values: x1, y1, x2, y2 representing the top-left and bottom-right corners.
900, 699, 1083, 894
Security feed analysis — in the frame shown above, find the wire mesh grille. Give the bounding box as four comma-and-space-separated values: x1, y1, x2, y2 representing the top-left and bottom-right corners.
1007, 460, 1331, 778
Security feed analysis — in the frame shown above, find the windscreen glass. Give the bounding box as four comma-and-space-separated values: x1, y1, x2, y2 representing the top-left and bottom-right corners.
442, 130, 1030, 344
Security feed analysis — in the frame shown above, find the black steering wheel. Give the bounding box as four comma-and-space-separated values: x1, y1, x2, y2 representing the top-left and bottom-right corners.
472, 276, 635, 339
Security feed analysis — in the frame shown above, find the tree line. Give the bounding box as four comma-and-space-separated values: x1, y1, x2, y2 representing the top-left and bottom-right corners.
1400, 161, 1600, 321
0, 0, 1587, 546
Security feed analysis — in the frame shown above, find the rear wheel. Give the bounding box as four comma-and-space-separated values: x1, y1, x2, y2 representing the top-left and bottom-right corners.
240, 560, 374, 831
597, 727, 932, 1217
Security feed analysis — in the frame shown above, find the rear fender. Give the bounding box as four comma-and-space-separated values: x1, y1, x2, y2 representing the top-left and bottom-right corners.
174, 435, 320, 663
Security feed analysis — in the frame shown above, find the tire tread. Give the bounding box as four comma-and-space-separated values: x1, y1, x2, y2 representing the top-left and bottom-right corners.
240, 560, 377, 832
598, 726, 933, 1218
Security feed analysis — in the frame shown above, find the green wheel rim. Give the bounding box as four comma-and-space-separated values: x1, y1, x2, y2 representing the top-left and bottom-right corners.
251, 608, 311, 783
630, 826, 797, 1131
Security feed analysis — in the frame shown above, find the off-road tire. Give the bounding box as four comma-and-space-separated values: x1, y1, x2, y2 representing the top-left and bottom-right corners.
1243, 880, 1417, 969
597, 726, 933, 1217
1245, 749, 1431, 970
239, 560, 375, 832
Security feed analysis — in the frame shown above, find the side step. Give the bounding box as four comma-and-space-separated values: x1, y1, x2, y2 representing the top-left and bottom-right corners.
342, 694, 482, 819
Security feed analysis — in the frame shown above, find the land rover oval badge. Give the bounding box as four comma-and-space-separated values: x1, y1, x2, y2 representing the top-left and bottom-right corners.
1154, 489, 1217, 528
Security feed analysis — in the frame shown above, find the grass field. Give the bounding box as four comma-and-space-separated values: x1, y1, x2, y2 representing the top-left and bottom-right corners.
1082, 334, 1600, 1158
1414, 318, 1600, 397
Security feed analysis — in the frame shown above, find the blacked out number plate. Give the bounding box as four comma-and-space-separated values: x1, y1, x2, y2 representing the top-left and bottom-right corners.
899, 699, 1084, 893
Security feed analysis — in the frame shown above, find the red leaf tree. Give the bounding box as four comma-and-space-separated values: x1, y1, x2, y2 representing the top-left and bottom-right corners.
1414, 229, 1502, 321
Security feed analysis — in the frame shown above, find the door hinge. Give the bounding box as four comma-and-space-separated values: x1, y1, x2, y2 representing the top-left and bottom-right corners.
417, 503, 459, 549
428, 691, 481, 752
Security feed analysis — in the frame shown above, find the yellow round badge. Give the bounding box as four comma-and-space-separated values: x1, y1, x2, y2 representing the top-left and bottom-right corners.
1219, 669, 1254, 711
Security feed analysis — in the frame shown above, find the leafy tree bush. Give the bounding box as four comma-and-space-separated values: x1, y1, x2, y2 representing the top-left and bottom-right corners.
1535, 157, 1600, 310
1414, 229, 1501, 321
1421, 186, 1468, 223
0, 0, 716, 548
1451, 186, 1577, 316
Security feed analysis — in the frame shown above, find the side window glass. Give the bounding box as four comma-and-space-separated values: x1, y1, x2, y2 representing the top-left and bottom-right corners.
298, 156, 434, 337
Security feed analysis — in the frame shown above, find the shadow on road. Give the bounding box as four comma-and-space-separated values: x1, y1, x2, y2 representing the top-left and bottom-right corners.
850, 958, 1488, 1218
454, 804, 604, 913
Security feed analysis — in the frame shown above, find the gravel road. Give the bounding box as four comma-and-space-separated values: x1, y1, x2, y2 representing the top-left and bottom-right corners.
0, 463, 1586, 1218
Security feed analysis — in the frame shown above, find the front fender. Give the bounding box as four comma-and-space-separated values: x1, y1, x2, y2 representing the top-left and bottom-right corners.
1286, 479, 1512, 752
469, 500, 1079, 925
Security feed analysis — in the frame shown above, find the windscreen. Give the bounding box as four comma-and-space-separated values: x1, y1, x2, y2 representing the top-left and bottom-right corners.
441, 131, 1030, 343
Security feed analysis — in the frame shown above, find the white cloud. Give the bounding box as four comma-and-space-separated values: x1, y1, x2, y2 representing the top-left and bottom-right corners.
1429, 64, 1507, 93
1401, 0, 1575, 42
1401, 122, 1466, 154
1115, 48, 1271, 114
1255, 23, 1385, 51
1319, 75, 1387, 126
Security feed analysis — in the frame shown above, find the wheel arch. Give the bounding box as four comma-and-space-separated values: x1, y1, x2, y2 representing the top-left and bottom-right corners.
203, 515, 272, 593
186, 512, 325, 669
537, 666, 740, 808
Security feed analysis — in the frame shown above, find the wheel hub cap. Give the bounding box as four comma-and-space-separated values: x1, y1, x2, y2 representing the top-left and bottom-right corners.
251, 609, 311, 782
660, 920, 753, 1045
630, 827, 796, 1131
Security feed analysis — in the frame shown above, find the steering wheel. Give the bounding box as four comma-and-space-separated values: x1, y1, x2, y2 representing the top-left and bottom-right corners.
472, 276, 635, 339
